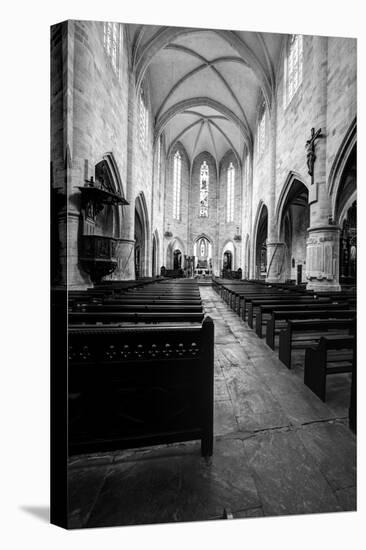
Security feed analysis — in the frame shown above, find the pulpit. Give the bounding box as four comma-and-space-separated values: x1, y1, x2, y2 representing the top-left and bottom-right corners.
79, 235, 118, 284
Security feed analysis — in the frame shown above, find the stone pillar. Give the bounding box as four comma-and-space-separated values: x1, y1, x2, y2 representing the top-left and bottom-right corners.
305, 225, 341, 291
118, 73, 137, 280
305, 36, 341, 291
114, 238, 135, 280
266, 242, 286, 283
265, 99, 285, 283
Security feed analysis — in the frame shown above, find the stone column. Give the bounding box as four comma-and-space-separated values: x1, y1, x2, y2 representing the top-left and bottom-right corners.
305, 225, 341, 291
266, 242, 286, 283
118, 73, 137, 280
265, 97, 286, 283
305, 36, 341, 291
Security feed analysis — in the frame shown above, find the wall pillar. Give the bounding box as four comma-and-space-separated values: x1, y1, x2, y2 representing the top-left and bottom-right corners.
305, 225, 341, 291
305, 36, 341, 291
266, 98, 282, 283
266, 242, 286, 283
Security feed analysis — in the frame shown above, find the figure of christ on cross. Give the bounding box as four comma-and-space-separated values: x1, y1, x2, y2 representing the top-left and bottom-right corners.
306, 127, 322, 181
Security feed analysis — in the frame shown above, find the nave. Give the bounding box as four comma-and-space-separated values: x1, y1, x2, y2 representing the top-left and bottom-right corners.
67, 286, 356, 528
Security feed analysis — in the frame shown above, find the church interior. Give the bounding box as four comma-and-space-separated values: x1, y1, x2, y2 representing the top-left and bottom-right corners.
50, 20, 357, 529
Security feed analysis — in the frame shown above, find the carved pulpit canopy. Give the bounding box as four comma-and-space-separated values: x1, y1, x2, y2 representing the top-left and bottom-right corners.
78, 158, 129, 220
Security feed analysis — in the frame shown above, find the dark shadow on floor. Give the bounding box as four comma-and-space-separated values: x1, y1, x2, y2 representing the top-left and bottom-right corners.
20, 506, 49, 523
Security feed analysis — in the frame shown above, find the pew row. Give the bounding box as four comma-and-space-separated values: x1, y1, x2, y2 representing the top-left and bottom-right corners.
68, 317, 214, 457
304, 335, 355, 401
278, 318, 356, 369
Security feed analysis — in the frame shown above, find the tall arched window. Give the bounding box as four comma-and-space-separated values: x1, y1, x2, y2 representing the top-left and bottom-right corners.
227, 162, 235, 222
257, 105, 266, 156
173, 151, 181, 220
284, 34, 303, 107
103, 22, 122, 77
139, 88, 148, 150
157, 134, 162, 192
199, 161, 209, 217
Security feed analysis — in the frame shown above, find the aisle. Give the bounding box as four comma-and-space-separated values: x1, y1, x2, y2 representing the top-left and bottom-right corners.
67, 287, 356, 528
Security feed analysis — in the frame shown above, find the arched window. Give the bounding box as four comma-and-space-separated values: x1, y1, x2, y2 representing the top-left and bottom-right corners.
139, 88, 148, 150
199, 161, 209, 217
257, 105, 266, 156
227, 162, 235, 222
284, 34, 303, 107
103, 22, 122, 77
157, 134, 162, 193
173, 151, 181, 220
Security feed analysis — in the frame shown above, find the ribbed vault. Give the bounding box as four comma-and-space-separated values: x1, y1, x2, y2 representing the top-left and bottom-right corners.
129, 25, 284, 165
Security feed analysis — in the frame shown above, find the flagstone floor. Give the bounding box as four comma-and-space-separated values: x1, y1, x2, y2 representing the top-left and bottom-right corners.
67, 287, 356, 529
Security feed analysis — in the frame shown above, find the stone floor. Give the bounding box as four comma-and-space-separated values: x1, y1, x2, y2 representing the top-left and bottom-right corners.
67, 287, 356, 529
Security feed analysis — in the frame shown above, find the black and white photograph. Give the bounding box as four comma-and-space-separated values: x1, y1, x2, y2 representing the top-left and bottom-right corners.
3, 1, 364, 548
50, 15, 357, 530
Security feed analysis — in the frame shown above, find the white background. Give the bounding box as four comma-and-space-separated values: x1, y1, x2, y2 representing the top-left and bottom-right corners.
0, 0, 364, 548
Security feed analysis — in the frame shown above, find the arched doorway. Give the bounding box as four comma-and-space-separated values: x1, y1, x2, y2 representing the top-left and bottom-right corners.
254, 204, 268, 279
244, 234, 250, 280
134, 193, 149, 279
223, 250, 232, 270
278, 177, 309, 284
151, 230, 160, 277
166, 238, 185, 270
339, 201, 356, 284
173, 249, 182, 270
134, 209, 143, 279
193, 235, 212, 275
334, 143, 357, 286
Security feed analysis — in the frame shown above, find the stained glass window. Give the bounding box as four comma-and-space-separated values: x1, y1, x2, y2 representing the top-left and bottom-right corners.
285, 35, 303, 107
103, 22, 122, 77
199, 161, 209, 217
227, 162, 235, 222
173, 151, 181, 219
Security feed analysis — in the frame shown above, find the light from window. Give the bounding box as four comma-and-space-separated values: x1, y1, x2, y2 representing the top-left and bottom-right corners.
139, 90, 149, 150
227, 162, 235, 222
173, 151, 181, 220
257, 110, 266, 156
103, 22, 122, 77
285, 34, 303, 107
200, 161, 209, 217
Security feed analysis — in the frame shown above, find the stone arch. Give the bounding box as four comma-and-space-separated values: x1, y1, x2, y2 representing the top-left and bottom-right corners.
329, 122, 357, 285
134, 27, 272, 114
275, 171, 308, 237
221, 239, 236, 271
93, 152, 126, 240
166, 236, 186, 269
328, 118, 357, 220
152, 229, 160, 277
252, 201, 268, 279
134, 192, 150, 278
193, 233, 213, 271
275, 172, 309, 283
155, 97, 251, 150
244, 234, 251, 279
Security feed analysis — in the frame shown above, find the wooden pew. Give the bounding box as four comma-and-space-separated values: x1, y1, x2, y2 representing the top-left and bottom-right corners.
68, 317, 214, 457
265, 306, 354, 349
304, 335, 355, 402
69, 311, 204, 325
278, 318, 355, 369
245, 296, 330, 327
257, 302, 351, 340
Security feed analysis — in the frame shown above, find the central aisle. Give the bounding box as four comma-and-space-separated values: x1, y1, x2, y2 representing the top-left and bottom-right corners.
68, 286, 356, 528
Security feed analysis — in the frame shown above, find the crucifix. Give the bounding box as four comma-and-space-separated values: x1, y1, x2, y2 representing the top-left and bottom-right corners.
305, 127, 322, 183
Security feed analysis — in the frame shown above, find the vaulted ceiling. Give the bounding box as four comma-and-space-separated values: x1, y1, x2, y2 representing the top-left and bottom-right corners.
128, 25, 284, 166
